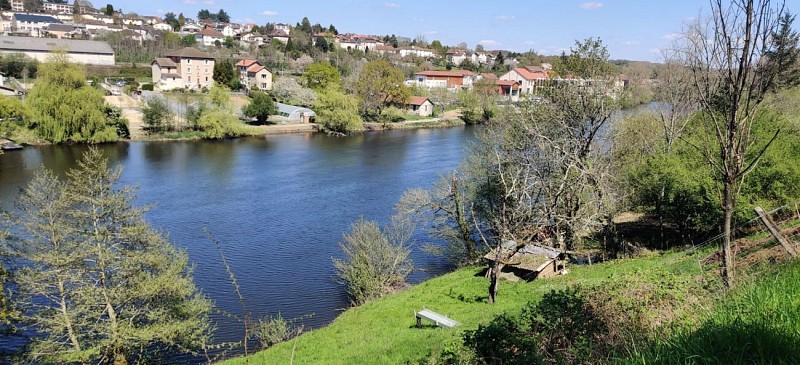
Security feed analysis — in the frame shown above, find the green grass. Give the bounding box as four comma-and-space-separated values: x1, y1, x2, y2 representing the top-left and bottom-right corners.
221, 250, 711, 365
616, 260, 800, 365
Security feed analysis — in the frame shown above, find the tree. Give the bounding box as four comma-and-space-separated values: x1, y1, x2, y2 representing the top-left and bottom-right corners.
680, 0, 788, 286
209, 83, 231, 108
213, 60, 235, 86
178, 12, 186, 27
315, 36, 329, 52
165, 12, 180, 31
242, 91, 276, 124
555, 37, 617, 78
142, 96, 174, 132
272, 77, 318, 107
354, 59, 410, 120
102, 3, 113, 15
197, 109, 244, 139
315, 89, 363, 134
2, 149, 212, 364
333, 217, 413, 306
763, 12, 800, 91
303, 62, 341, 90
181, 34, 197, 46
197, 9, 212, 22
26, 54, 120, 143
300, 17, 312, 33
216, 9, 230, 23
328, 24, 338, 35
0, 0, 10, 11
22, 0, 42, 12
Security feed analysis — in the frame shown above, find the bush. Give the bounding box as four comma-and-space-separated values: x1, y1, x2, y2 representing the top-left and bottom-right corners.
197, 109, 245, 139
141, 96, 173, 132
332, 217, 413, 305
141, 83, 154, 91
315, 90, 363, 134
255, 314, 300, 349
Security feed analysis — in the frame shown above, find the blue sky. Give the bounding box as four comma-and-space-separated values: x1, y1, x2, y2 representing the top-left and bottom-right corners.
123, 0, 800, 61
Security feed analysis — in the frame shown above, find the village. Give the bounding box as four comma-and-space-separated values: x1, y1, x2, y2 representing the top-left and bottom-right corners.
0, 0, 634, 140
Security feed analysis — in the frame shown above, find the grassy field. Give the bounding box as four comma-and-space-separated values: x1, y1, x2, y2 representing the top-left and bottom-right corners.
220, 249, 716, 365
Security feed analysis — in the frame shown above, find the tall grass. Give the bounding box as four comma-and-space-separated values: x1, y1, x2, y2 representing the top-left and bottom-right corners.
618, 261, 800, 365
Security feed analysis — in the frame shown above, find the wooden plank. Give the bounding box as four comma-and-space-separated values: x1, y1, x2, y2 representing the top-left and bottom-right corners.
415, 308, 459, 328
755, 206, 797, 258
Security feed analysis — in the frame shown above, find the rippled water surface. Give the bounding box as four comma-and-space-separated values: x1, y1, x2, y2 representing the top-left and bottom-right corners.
0, 127, 476, 356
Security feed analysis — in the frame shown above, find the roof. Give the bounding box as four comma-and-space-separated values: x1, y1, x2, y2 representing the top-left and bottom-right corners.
14, 14, 61, 24
46, 23, 74, 32
166, 47, 214, 59
0, 36, 113, 55
495, 80, 519, 87
481, 73, 498, 80
160, 73, 181, 79
152, 57, 177, 67
268, 29, 289, 37
199, 26, 223, 38
276, 102, 315, 116
415, 70, 474, 78
235, 58, 258, 67
408, 96, 431, 106
514, 67, 547, 80
246, 64, 266, 73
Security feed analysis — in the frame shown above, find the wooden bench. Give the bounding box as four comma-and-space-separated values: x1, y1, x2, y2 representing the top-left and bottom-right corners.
414, 308, 459, 328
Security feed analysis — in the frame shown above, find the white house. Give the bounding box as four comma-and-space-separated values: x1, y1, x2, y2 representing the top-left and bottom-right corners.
13, 13, 61, 37
407, 96, 434, 117
397, 46, 435, 58
151, 47, 215, 90
335, 34, 383, 52
267, 29, 289, 44
153, 22, 172, 32
446, 49, 467, 65
500, 66, 548, 94
198, 26, 224, 47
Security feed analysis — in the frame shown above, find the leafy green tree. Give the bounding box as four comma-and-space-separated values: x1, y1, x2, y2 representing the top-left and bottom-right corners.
242, 91, 276, 124
181, 34, 196, 46
315, 89, 363, 134
197, 109, 244, 139
315, 36, 329, 52
102, 3, 113, 15
209, 83, 231, 108
764, 12, 800, 91
216, 9, 230, 23
142, 96, 173, 132
328, 24, 338, 35
355, 59, 410, 120
2, 149, 212, 364
0, 0, 10, 10
555, 37, 616, 78
303, 62, 341, 90
26, 54, 119, 143
197, 9, 212, 21
213, 60, 235, 86
178, 12, 186, 27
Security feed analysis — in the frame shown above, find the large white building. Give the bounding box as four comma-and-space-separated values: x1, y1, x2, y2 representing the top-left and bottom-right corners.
0, 36, 115, 65
151, 47, 215, 90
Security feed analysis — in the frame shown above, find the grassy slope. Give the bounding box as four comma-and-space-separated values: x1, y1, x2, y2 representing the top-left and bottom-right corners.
221, 250, 706, 365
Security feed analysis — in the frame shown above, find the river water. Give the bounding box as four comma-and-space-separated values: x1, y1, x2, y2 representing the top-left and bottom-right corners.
0, 126, 476, 357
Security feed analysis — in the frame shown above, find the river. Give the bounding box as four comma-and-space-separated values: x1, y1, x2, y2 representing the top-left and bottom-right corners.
0, 126, 477, 358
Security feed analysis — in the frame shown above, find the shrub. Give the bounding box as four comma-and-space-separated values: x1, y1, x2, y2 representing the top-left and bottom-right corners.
140, 83, 154, 91
332, 217, 413, 305
255, 314, 300, 349
197, 109, 245, 139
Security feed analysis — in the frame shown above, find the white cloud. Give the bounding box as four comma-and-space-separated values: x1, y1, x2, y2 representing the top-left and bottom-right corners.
478, 39, 501, 47
493, 15, 516, 21
661, 33, 681, 41
581, 2, 603, 10
384, 2, 400, 8
262, 10, 278, 16
182, 0, 195, 4
621, 40, 639, 46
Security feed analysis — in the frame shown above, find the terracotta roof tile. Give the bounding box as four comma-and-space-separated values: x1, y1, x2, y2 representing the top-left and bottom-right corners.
408, 96, 430, 106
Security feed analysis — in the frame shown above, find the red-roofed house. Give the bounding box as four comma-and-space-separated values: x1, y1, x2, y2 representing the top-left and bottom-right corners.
407, 96, 434, 117
198, 25, 224, 47
235, 59, 272, 91
500, 66, 549, 94
413, 70, 475, 90
495, 80, 521, 102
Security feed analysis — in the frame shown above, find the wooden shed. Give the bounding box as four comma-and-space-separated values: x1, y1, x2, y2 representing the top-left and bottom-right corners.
484, 241, 567, 281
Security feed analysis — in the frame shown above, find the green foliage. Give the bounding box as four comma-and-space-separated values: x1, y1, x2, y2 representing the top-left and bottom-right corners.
0, 95, 31, 124
0, 52, 38, 79
213, 60, 235, 86
181, 34, 197, 46
242, 91, 276, 124
2, 149, 212, 364
141, 83, 154, 91
332, 217, 412, 306
255, 314, 300, 349
315, 89, 363, 134
355, 59, 411, 120
457, 79, 497, 124
26, 55, 120, 143
554, 37, 617, 79
302, 62, 341, 90
209, 83, 231, 108
197, 109, 245, 139
142, 96, 174, 132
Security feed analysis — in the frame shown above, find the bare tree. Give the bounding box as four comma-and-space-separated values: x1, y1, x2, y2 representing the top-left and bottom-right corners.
679, 0, 786, 286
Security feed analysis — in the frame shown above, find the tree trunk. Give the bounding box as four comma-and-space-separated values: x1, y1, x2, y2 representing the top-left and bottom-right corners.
488, 262, 501, 304
721, 179, 735, 287
57, 278, 81, 352
452, 175, 475, 260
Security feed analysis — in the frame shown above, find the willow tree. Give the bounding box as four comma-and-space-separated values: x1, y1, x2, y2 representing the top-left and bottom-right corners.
680, 0, 788, 286
3, 149, 212, 364
25, 54, 119, 143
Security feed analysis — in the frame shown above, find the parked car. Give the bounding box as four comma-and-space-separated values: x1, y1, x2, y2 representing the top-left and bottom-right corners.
110, 90, 121, 96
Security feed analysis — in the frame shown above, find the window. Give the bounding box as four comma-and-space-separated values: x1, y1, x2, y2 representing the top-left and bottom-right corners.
187, 59, 191, 64
205, 60, 209, 64
261, 74, 266, 79
205, 77, 208, 81
188, 76, 191, 82
188, 67, 191, 73
261, 83, 266, 89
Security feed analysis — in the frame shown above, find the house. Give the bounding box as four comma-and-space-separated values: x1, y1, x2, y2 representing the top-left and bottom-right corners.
198, 25, 224, 47
483, 241, 567, 281
44, 23, 77, 38
0, 15, 14, 33
494, 80, 520, 102
10, 0, 24, 12
42, 1, 72, 13
500, 66, 549, 94
407, 96, 434, 117
235, 58, 272, 91
375, 45, 398, 55
397, 45, 435, 58
0, 36, 114, 65
275, 23, 290, 32
239, 32, 265, 47
151, 47, 215, 90
13, 13, 62, 37
181, 23, 201, 33
276, 102, 315, 123
267, 29, 289, 44
153, 22, 172, 32
413, 70, 475, 90
445, 49, 467, 65
335, 33, 383, 52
